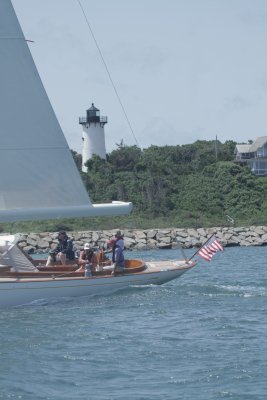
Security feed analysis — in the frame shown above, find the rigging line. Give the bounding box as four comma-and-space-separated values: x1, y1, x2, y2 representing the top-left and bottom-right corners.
77, 0, 139, 147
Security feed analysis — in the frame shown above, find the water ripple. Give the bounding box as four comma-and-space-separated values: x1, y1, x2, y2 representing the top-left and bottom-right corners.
1, 247, 267, 399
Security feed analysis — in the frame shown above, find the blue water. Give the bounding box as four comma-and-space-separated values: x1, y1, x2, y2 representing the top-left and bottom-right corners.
0, 246, 267, 400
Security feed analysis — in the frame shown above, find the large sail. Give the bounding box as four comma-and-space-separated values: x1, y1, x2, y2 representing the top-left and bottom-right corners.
0, 0, 132, 222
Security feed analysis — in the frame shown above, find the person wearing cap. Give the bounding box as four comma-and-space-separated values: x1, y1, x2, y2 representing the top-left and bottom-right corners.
46, 231, 75, 266
79, 243, 94, 266
104, 230, 124, 255
114, 230, 124, 250
107, 238, 125, 275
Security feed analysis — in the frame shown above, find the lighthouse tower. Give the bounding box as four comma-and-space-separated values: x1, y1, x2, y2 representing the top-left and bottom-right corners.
79, 103, 107, 172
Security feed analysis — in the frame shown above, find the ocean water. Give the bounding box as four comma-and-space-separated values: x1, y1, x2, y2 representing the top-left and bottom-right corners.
0, 246, 267, 400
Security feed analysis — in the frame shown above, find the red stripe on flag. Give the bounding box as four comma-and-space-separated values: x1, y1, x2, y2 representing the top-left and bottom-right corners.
214, 239, 224, 251
196, 235, 223, 262
198, 248, 213, 261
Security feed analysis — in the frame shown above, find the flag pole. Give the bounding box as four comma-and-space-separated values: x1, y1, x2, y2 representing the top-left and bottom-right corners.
188, 233, 216, 262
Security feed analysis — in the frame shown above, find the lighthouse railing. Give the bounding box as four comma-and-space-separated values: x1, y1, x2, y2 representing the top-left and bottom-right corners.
79, 116, 108, 124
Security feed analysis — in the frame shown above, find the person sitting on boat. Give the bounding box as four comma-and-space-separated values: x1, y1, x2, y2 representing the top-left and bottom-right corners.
46, 231, 75, 266
78, 243, 95, 276
107, 238, 125, 275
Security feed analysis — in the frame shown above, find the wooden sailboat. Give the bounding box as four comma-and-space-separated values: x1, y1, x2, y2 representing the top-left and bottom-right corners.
0, 234, 196, 307
0, 0, 197, 307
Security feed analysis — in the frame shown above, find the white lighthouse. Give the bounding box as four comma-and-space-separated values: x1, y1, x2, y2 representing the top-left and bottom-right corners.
79, 103, 108, 172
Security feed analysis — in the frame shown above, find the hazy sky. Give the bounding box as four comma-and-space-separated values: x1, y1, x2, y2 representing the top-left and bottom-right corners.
12, 0, 267, 153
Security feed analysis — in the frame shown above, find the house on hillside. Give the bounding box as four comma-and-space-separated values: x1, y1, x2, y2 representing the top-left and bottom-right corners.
234, 136, 267, 176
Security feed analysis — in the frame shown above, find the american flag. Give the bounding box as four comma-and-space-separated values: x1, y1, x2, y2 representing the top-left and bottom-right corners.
197, 234, 224, 262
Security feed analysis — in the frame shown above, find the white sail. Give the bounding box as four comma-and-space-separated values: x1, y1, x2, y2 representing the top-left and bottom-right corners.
0, 0, 132, 222
0, 235, 38, 272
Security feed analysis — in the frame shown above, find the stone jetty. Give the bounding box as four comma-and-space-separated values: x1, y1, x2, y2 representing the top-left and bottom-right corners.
15, 226, 267, 254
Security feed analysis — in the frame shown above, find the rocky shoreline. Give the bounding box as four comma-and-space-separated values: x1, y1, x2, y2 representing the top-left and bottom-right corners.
15, 226, 267, 254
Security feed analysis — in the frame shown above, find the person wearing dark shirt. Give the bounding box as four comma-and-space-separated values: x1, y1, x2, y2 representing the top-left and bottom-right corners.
107, 238, 125, 275
114, 230, 124, 250
46, 231, 74, 266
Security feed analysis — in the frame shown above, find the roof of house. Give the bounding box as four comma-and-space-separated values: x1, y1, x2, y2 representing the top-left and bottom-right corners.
235, 144, 251, 153
249, 136, 267, 152
235, 136, 267, 154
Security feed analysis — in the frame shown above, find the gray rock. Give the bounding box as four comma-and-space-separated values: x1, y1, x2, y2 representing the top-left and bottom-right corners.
23, 245, 35, 254
261, 233, 267, 242
37, 239, 50, 249
197, 228, 206, 237
27, 237, 37, 246
158, 236, 171, 244
228, 236, 240, 244
239, 240, 251, 247
157, 243, 172, 249
199, 235, 207, 243
233, 227, 246, 233
187, 229, 199, 238
123, 230, 136, 239
147, 239, 157, 247
135, 230, 147, 240
124, 238, 136, 248
252, 237, 265, 245
254, 226, 266, 235
135, 243, 148, 250
92, 232, 100, 242
175, 230, 189, 238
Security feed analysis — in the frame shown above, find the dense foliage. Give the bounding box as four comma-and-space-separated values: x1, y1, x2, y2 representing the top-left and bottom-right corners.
2, 140, 267, 233
80, 139, 267, 227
